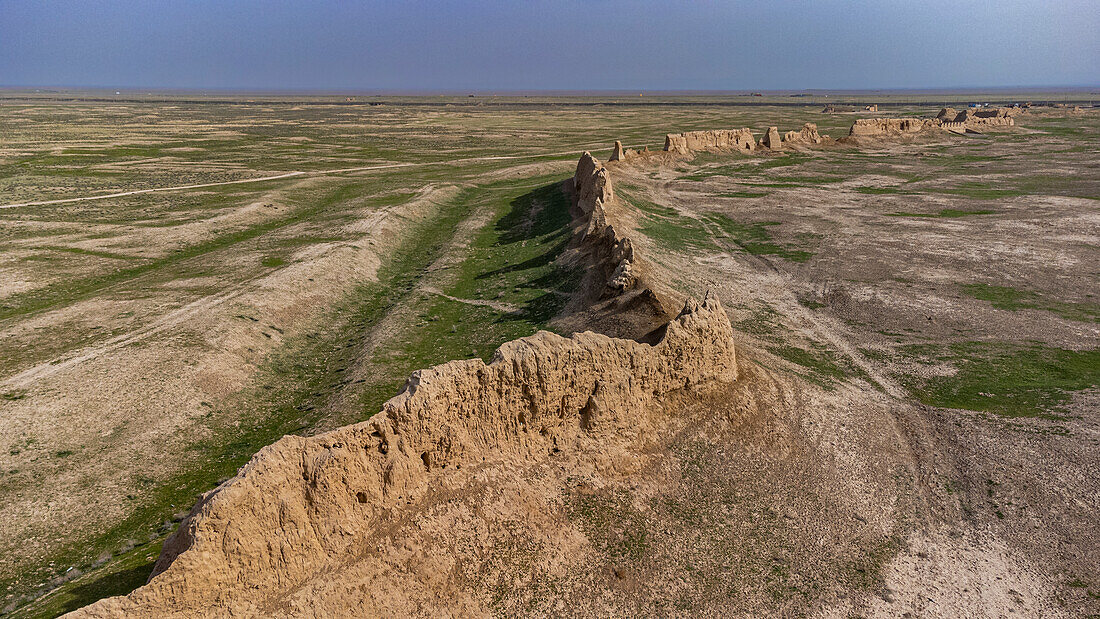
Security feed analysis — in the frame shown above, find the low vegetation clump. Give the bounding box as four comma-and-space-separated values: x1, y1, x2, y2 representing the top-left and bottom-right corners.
899, 342, 1100, 418
765, 343, 872, 388
620, 191, 714, 251
705, 214, 814, 262
961, 283, 1100, 322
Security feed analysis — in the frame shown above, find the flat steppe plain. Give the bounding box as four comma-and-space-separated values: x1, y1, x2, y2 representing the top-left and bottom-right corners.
0, 94, 1096, 616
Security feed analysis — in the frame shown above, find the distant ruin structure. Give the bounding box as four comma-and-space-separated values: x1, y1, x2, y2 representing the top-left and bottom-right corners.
608, 140, 648, 162
760, 126, 782, 149
664, 129, 756, 154
848, 107, 1017, 137
782, 123, 823, 145
609, 140, 626, 161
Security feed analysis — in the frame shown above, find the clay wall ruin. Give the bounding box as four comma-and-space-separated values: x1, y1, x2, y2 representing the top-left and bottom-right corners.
850, 107, 1019, 137
69, 153, 739, 618
782, 123, 823, 145
848, 117, 939, 137
664, 129, 756, 154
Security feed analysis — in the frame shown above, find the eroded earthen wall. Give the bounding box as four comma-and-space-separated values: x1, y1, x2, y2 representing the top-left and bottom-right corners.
68, 153, 740, 619
664, 129, 756, 154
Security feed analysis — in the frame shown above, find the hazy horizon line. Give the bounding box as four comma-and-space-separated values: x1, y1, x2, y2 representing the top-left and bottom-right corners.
3, 84, 1099, 96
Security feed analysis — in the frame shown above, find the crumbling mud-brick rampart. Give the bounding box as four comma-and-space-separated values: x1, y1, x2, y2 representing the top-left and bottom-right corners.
782, 123, 823, 145
660, 124, 827, 155
849, 107, 1018, 138
572, 151, 645, 295
67, 153, 739, 619
664, 128, 756, 154
848, 117, 940, 137
608, 140, 650, 162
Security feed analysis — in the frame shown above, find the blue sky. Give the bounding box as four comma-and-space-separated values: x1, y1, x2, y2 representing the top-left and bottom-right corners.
1, 0, 1096, 91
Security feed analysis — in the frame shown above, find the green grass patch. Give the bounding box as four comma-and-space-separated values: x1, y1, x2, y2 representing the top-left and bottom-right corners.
767, 175, 845, 185
934, 182, 1026, 200
735, 305, 785, 340
898, 342, 1100, 418
14, 540, 163, 619
797, 297, 825, 310
705, 214, 814, 262
766, 343, 870, 388
349, 176, 580, 412
961, 283, 1039, 311
620, 191, 714, 252
961, 283, 1100, 323
738, 182, 808, 189
680, 164, 748, 182
756, 153, 811, 169
35, 246, 141, 261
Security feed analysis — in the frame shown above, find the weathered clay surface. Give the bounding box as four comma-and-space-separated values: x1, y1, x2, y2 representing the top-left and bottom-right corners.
573, 151, 634, 292
66, 153, 738, 618
849, 117, 939, 137
573, 150, 614, 213
561, 151, 677, 340
760, 126, 782, 149
608, 141, 648, 162
849, 108, 1016, 137
68, 297, 737, 618
962, 107, 1017, 127
664, 128, 756, 154
782, 122, 823, 144
609, 140, 625, 161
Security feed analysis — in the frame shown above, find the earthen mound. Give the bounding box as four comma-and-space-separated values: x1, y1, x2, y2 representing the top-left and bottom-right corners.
71, 299, 736, 618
